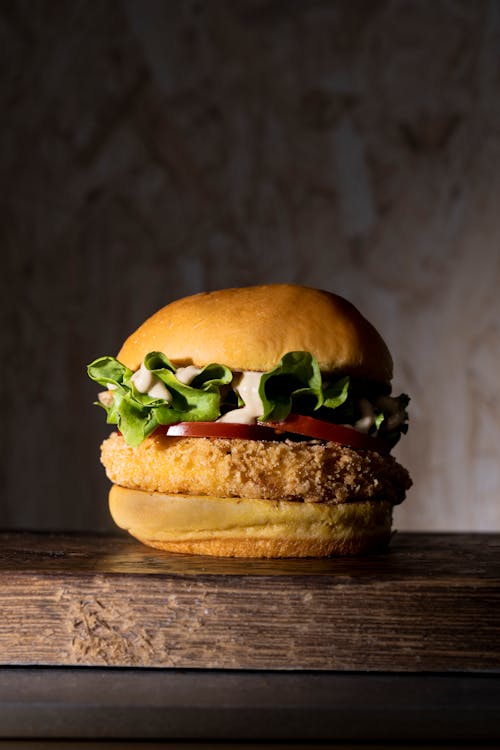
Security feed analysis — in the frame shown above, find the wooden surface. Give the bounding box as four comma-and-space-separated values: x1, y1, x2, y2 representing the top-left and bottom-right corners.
2, 1, 500, 535
0, 668, 499, 744
0, 531, 498, 671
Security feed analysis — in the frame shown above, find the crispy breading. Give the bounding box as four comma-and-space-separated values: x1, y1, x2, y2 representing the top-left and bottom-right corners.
101, 431, 411, 505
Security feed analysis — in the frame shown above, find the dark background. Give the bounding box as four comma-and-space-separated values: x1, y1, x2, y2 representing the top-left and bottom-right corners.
1, 0, 500, 531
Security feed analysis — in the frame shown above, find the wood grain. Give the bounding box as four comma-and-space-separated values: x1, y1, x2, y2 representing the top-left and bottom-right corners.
0, 532, 498, 671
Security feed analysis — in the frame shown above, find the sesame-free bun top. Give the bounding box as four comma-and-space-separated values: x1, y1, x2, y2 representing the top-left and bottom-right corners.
118, 284, 393, 384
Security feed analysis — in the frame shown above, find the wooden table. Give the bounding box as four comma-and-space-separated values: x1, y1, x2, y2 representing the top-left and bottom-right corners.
0, 531, 498, 745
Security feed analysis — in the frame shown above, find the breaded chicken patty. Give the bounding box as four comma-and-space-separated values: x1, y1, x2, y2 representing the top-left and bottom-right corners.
101, 431, 412, 506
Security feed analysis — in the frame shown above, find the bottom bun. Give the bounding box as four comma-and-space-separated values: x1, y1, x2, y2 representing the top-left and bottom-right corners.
109, 485, 394, 558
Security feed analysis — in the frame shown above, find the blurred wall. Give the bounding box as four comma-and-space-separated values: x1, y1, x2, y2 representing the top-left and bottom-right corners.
1, 0, 500, 531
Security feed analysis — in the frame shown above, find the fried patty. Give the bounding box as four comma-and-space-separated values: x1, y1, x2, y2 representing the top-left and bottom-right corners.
101, 431, 411, 506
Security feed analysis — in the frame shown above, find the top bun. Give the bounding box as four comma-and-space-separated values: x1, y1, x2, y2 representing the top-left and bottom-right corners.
118, 285, 393, 384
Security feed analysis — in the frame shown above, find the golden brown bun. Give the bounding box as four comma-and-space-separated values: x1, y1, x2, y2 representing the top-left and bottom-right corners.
109, 485, 393, 558
118, 285, 393, 384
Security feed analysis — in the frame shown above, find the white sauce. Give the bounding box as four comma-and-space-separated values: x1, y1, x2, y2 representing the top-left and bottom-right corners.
131, 361, 172, 402
130, 361, 155, 393
217, 371, 264, 424
126, 358, 408, 434
354, 417, 373, 433
147, 380, 172, 401
176, 365, 203, 385
354, 397, 376, 433
98, 390, 114, 407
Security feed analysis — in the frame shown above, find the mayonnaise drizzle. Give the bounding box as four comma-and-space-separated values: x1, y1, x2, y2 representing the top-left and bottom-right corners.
131, 361, 172, 402
217, 371, 264, 424
126, 358, 407, 435
354, 397, 376, 433
175, 365, 203, 385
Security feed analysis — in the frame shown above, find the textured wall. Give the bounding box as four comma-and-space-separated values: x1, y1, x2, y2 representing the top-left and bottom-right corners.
1, 0, 500, 531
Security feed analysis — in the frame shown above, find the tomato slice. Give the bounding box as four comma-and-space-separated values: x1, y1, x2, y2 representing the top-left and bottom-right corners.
163, 421, 279, 441
266, 414, 391, 454
159, 415, 390, 453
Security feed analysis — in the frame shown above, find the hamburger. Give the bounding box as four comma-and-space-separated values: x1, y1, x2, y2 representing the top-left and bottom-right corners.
88, 284, 411, 557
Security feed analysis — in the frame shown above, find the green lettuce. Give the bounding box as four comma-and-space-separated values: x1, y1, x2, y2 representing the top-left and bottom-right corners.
258, 351, 349, 421
258, 352, 409, 444
87, 353, 232, 446
88, 350, 409, 447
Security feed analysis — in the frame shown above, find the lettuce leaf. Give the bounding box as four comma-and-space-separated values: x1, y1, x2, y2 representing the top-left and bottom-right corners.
323, 376, 350, 410
88, 350, 409, 447
87, 354, 232, 446
258, 352, 409, 443
259, 351, 349, 421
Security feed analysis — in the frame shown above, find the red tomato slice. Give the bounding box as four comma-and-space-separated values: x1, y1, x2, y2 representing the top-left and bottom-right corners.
160, 415, 390, 453
266, 414, 391, 454
163, 421, 279, 441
